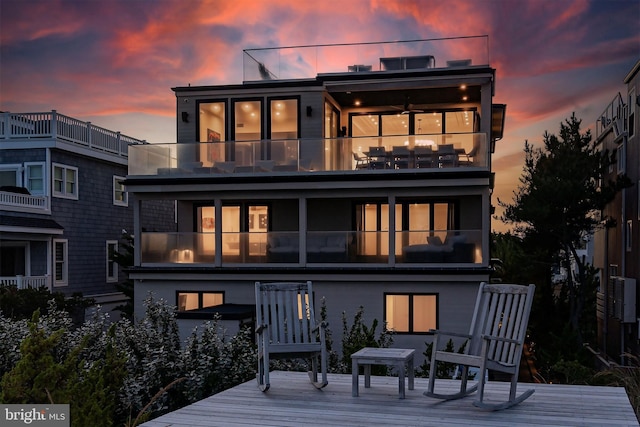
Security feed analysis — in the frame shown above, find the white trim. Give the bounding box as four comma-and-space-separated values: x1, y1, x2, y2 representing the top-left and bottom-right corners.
113, 175, 128, 206
52, 163, 78, 200
626, 220, 633, 252
53, 238, 68, 287
106, 240, 118, 282
629, 88, 636, 139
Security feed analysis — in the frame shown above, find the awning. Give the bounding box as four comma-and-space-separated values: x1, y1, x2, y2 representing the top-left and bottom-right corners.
0, 215, 64, 235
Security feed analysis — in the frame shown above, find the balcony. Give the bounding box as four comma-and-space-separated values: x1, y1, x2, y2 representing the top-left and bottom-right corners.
128, 134, 488, 177
0, 110, 147, 158
0, 190, 49, 213
0, 275, 51, 291
242, 36, 489, 81
140, 229, 483, 266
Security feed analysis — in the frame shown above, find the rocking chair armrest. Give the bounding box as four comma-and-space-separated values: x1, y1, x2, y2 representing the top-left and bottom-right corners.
312, 320, 329, 333
256, 324, 268, 334
481, 334, 521, 345
430, 329, 472, 339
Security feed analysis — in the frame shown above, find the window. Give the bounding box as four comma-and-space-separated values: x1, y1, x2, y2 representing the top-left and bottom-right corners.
52, 164, 78, 199
177, 291, 224, 311
106, 240, 118, 282
629, 89, 636, 139
53, 239, 68, 286
617, 143, 625, 174
113, 176, 127, 206
0, 164, 21, 187
198, 100, 226, 166
25, 163, 44, 195
234, 99, 262, 141
626, 220, 632, 252
385, 293, 437, 333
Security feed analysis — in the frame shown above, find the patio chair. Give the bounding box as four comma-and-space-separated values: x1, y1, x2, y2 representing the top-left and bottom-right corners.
424, 282, 536, 410
352, 152, 369, 170
255, 281, 328, 391
367, 146, 389, 169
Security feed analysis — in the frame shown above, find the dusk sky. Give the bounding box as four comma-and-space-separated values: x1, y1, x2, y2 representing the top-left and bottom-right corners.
1, 0, 638, 232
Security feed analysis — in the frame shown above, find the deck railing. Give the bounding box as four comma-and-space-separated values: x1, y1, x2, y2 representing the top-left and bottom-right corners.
0, 190, 48, 211
243, 36, 490, 81
128, 133, 488, 176
0, 275, 51, 291
596, 93, 626, 139
0, 110, 147, 157
140, 229, 483, 266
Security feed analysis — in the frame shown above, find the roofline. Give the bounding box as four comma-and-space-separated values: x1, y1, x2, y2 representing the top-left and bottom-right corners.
171, 66, 495, 94
624, 59, 640, 84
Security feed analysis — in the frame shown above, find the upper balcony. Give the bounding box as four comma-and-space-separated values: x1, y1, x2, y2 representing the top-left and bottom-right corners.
0, 111, 147, 158
128, 133, 488, 177
596, 93, 627, 139
242, 37, 489, 81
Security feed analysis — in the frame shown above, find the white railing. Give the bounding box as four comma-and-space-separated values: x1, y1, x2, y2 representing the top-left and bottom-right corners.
0, 275, 51, 290
0, 110, 147, 157
0, 190, 48, 210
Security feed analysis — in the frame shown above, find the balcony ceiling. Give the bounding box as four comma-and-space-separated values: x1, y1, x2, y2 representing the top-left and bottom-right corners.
328, 86, 481, 110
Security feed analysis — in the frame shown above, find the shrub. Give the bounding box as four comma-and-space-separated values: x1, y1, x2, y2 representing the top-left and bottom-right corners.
340, 306, 393, 374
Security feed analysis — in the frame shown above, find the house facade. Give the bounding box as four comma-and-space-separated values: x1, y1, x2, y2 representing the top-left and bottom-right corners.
594, 59, 640, 363
0, 111, 174, 313
126, 38, 506, 357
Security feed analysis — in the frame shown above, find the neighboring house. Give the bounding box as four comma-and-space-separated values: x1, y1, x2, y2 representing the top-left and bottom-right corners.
126, 38, 506, 358
0, 111, 174, 315
593, 59, 640, 363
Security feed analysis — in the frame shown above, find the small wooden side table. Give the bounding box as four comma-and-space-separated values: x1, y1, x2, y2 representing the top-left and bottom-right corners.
351, 347, 415, 399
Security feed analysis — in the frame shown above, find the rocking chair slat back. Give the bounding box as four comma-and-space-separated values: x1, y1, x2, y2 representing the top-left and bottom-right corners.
257, 282, 316, 346
468, 284, 533, 366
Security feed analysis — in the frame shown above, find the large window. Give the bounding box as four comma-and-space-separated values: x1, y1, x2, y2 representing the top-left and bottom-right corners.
198, 100, 226, 165
385, 293, 437, 333
177, 291, 224, 311
52, 164, 78, 199
234, 99, 262, 141
106, 240, 118, 282
53, 239, 68, 286
355, 201, 455, 256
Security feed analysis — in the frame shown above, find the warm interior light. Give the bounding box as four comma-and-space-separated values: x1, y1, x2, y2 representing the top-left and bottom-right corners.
460, 84, 467, 90
354, 100, 361, 106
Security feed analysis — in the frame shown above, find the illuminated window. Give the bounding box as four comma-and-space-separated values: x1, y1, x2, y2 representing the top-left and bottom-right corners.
113, 176, 127, 206
52, 164, 78, 199
177, 291, 224, 311
385, 293, 437, 333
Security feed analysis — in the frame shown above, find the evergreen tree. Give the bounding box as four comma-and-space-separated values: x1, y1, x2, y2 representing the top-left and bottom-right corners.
500, 114, 630, 345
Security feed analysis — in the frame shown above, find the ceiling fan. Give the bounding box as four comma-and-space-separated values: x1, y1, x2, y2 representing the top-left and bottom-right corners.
390, 96, 424, 114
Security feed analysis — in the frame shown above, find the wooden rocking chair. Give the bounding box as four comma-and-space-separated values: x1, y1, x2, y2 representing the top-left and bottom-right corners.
255, 281, 328, 391
424, 282, 536, 410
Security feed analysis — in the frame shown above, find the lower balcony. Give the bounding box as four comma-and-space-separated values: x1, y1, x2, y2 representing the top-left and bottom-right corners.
140, 230, 483, 266
0, 275, 51, 291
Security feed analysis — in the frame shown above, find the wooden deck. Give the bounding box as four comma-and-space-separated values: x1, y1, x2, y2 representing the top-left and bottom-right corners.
141, 371, 639, 426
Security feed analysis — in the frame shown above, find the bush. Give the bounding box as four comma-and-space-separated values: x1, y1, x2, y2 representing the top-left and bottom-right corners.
340, 306, 393, 374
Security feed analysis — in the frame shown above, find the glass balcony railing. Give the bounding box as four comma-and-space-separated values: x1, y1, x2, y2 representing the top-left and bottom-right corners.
140, 229, 483, 266
242, 37, 489, 81
128, 133, 488, 176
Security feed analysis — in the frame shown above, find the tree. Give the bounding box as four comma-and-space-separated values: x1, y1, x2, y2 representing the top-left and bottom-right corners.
112, 232, 134, 320
500, 114, 630, 345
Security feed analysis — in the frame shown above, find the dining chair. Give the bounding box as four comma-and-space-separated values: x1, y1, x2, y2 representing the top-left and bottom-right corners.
367, 146, 389, 169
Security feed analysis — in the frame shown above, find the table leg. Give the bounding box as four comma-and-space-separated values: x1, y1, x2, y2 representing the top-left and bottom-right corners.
352, 360, 359, 397
408, 356, 414, 390
364, 364, 371, 388
398, 363, 406, 399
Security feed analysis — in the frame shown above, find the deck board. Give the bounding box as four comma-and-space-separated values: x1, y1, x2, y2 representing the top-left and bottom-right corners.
141, 371, 638, 426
